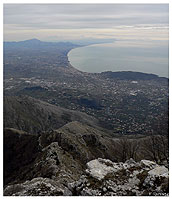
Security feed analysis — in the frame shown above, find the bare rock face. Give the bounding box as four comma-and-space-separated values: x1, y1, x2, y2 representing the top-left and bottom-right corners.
3, 127, 169, 196
4, 157, 169, 196
86, 159, 121, 180
3, 141, 82, 196
4, 177, 65, 196
140, 159, 157, 169
68, 158, 169, 196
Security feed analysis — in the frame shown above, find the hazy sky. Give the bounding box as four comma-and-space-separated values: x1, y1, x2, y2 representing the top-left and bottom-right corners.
4, 4, 169, 43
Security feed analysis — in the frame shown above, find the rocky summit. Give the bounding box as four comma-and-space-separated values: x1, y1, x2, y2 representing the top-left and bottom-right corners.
4, 157, 168, 196
68, 158, 169, 196
4, 124, 169, 196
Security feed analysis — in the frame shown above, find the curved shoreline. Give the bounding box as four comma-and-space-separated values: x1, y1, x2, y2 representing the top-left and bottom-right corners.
67, 44, 104, 73
67, 42, 116, 73
67, 43, 169, 78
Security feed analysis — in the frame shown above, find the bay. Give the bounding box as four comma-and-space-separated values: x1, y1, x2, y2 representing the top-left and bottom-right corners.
68, 42, 169, 78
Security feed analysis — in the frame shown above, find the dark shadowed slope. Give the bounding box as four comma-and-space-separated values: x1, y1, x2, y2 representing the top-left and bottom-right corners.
4, 123, 169, 196
4, 95, 102, 134
3, 122, 117, 187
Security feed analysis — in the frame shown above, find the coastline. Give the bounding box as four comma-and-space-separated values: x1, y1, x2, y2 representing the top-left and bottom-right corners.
67, 43, 169, 79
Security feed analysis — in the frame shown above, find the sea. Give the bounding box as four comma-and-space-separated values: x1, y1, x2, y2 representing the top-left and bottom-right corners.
68, 41, 169, 78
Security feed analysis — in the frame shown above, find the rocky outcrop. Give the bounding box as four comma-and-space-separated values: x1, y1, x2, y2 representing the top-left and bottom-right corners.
68, 158, 169, 196
4, 123, 118, 189
5, 158, 168, 196
4, 126, 169, 196
4, 177, 65, 196
39, 121, 119, 164
4, 140, 83, 196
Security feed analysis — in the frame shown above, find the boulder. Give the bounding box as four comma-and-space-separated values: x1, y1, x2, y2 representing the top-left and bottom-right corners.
86, 158, 120, 180
143, 165, 169, 194
148, 166, 168, 177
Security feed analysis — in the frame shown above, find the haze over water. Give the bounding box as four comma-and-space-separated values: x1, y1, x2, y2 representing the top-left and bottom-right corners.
4, 4, 169, 78
68, 41, 169, 78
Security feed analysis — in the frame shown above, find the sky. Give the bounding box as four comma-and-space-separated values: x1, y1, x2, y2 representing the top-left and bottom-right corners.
3, 4, 169, 43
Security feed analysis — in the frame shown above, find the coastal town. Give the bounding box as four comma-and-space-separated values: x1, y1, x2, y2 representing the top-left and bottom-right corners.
4, 62, 168, 135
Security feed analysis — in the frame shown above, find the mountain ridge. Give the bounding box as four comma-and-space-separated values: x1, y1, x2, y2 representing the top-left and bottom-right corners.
4, 38, 79, 48
4, 95, 105, 134
4, 126, 169, 196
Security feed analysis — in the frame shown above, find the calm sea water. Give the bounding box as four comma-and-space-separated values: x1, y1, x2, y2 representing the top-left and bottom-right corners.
68, 42, 169, 78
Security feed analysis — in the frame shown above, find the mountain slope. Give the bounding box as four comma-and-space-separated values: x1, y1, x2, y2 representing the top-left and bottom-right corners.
4, 128, 40, 185
4, 126, 169, 196
4, 95, 102, 134
4, 122, 117, 187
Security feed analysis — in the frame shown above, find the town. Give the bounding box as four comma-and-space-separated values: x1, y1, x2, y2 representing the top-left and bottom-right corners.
4, 61, 168, 135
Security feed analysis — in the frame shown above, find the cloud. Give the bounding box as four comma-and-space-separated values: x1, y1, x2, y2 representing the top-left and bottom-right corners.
3, 4, 169, 41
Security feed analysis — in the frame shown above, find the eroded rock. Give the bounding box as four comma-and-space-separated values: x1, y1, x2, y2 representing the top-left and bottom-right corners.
4, 177, 65, 196
68, 158, 169, 196
86, 158, 120, 180
140, 160, 157, 169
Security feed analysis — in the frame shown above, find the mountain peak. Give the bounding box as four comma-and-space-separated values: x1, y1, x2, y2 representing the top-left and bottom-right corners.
21, 38, 41, 43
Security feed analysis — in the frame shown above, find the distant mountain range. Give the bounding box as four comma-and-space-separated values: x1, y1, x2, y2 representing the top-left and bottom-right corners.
4, 38, 116, 46
4, 38, 80, 50
4, 38, 77, 46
